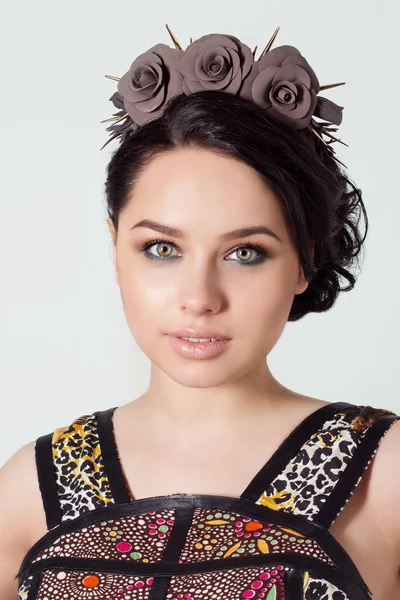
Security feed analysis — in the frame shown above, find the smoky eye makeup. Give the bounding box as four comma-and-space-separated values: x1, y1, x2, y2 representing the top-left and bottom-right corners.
138, 238, 272, 267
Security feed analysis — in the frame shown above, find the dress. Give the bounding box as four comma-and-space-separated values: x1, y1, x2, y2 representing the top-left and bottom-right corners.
15, 401, 400, 600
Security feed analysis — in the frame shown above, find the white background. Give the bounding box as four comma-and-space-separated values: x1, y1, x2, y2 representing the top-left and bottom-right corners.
1, 0, 399, 465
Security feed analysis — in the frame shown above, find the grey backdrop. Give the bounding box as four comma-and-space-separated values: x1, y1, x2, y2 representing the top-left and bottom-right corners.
1, 0, 399, 464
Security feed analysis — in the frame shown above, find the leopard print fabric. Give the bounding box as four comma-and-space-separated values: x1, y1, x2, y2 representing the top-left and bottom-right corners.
255, 405, 399, 522
17, 402, 399, 599
17, 574, 33, 600
52, 411, 114, 523
51, 405, 399, 526
303, 572, 349, 600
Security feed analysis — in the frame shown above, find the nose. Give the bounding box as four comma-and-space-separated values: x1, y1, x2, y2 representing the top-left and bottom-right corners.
178, 261, 224, 316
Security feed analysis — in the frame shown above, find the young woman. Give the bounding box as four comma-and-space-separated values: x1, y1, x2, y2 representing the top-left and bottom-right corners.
1, 29, 399, 600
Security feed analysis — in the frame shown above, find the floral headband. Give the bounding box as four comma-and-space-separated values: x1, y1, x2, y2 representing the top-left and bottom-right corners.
101, 25, 347, 167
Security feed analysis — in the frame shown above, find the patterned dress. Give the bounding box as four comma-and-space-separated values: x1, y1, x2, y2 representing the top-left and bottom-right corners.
16, 401, 400, 600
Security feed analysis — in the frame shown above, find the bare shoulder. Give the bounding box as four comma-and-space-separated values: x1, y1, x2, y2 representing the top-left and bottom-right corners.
368, 416, 400, 539
337, 408, 400, 526
0, 440, 47, 598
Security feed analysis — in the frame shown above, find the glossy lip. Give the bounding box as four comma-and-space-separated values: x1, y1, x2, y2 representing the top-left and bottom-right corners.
167, 334, 231, 359
167, 328, 231, 341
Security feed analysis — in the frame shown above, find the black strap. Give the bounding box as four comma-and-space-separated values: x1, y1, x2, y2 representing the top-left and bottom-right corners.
284, 569, 303, 600
240, 401, 354, 502
314, 413, 400, 529
35, 433, 62, 530
148, 506, 194, 600
96, 407, 132, 504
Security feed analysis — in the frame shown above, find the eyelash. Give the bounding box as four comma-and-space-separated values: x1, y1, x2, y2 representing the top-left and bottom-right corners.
139, 238, 270, 267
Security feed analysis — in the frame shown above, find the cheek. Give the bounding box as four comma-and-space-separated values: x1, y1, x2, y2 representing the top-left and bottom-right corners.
256, 272, 296, 318
116, 247, 193, 354
118, 268, 167, 333
234, 261, 298, 343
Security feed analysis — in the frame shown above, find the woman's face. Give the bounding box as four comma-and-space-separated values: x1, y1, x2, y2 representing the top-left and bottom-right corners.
107, 147, 309, 387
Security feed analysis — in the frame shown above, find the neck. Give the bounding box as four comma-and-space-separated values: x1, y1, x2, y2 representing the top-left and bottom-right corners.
133, 359, 295, 442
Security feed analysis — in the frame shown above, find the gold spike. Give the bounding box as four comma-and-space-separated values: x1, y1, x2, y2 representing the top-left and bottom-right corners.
321, 129, 349, 147
312, 124, 349, 148
100, 113, 128, 124
258, 26, 280, 59
319, 82, 346, 91
310, 126, 328, 146
105, 74, 120, 82
100, 115, 119, 123
310, 127, 348, 169
190, 37, 193, 44
252, 45, 258, 59
165, 23, 183, 50
100, 133, 120, 151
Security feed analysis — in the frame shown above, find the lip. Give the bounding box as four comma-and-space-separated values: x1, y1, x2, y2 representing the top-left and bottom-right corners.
167, 328, 230, 341
167, 334, 231, 360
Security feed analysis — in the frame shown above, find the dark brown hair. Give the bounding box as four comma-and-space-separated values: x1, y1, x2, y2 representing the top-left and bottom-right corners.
104, 90, 368, 322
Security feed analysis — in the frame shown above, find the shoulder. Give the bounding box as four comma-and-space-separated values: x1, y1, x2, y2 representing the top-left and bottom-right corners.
0, 410, 98, 547
371, 411, 400, 482
0, 440, 46, 593
0, 440, 45, 541
364, 407, 400, 551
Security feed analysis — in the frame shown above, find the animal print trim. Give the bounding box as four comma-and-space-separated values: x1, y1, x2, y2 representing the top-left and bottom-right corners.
17, 574, 33, 600
255, 405, 399, 522
303, 571, 350, 600
52, 411, 114, 522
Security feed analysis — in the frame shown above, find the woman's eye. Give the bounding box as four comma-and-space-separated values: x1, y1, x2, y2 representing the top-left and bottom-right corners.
225, 246, 263, 264
139, 239, 268, 267
142, 241, 177, 260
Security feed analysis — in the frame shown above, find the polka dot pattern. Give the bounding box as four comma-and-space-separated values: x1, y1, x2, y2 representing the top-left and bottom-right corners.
32, 511, 175, 564
18, 404, 390, 599
166, 565, 286, 600
35, 569, 154, 599
179, 508, 334, 565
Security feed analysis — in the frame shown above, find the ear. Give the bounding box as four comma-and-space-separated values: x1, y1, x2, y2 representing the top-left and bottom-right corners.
295, 243, 315, 296
106, 218, 119, 287
295, 264, 309, 295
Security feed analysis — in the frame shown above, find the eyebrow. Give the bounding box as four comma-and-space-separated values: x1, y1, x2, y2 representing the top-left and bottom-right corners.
130, 219, 282, 243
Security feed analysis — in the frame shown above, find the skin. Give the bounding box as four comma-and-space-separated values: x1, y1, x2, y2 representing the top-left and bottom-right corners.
106, 145, 311, 439
0, 146, 399, 599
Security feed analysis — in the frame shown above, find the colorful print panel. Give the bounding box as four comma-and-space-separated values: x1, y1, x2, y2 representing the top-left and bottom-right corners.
35, 569, 155, 599
32, 510, 176, 563
166, 565, 288, 600
179, 508, 335, 566
18, 569, 355, 600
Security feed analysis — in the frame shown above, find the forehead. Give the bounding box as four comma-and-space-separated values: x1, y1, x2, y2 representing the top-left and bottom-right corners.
120, 147, 290, 241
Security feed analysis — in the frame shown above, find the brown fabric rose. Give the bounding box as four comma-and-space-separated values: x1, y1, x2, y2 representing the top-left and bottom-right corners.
240, 45, 320, 130
103, 29, 345, 155
117, 43, 184, 126
181, 33, 253, 95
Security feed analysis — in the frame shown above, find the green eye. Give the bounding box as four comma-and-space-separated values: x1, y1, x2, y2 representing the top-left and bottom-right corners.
139, 239, 269, 266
